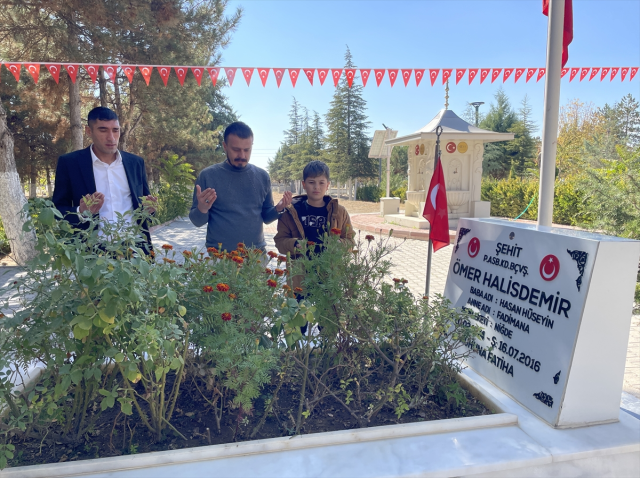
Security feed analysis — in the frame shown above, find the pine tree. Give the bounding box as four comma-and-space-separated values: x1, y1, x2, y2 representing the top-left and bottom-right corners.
324, 47, 373, 185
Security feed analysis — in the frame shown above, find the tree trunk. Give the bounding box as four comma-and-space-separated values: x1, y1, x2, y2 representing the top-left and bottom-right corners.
98, 69, 108, 108
69, 77, 83, 151
29, 163, 37, 199
0, 102, 36, 265
46, 165, 53, 197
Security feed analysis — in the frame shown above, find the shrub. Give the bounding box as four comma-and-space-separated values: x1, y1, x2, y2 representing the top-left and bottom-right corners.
0, 218, 9, 256
153, 154, 195, 224
391, 186, 407, 203
356, 184, 382, 202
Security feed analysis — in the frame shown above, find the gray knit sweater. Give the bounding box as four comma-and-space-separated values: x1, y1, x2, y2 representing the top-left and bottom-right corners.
189, 161, 279, 251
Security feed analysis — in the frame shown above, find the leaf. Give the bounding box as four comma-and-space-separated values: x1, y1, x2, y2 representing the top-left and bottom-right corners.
118, 398, 133, 416
40, 207, 54, 226
167, 289, 177, 304
98, 388, 111, 397
170, 357, 181, 370
98, 309, 115, 324
105, 300, 117, 320
70, 369, 83, 385
178, 305, 187, 317
72, 325, 90, 340
155, 367, 163, 382
114, 353, 125, 363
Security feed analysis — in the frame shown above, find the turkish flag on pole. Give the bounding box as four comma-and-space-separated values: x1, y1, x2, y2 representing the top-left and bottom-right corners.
543, 0, 573, 67
423, 157, 450, 252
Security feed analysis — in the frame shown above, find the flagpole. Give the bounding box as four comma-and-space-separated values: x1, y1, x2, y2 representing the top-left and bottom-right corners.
425, 125, 443, 298
538, 0, 565, 227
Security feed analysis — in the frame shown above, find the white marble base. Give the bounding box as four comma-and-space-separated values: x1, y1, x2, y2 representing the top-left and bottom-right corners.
6, 369, 638, 478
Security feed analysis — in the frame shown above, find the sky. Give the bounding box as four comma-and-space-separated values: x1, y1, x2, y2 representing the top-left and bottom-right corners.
218, 0, 640, 170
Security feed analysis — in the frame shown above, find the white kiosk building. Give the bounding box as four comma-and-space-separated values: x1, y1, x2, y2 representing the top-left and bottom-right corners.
383, 108, 514, 229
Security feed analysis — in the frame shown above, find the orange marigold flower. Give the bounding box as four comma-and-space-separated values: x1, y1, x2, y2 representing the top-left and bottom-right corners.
149, 250, 155, 257
282, 285, 291, 291
278, 255, 287, 263
392, 278, 401, 283
228, 293, 237, 300
422, 296, 429, 300
221, 312, 232, 321
267, 279, 278, 288
267, 251, 278, 258
237, 242, 245, 250
182, 250, 193, 257
231, 250, 239, 256
211, 271, 217, 276
307, 241, 315, 246
330, 228, 342, 235
401, 279, 408, 284
365, 234, 375, 242
163, 258, 176, 264
265, 268, 273, 274
283, 269, 288, 275
202, 285, 214, 293
232, 256, 244, 265
294, 287, 303, 293
207, 247, 218, 254
274, 268, 284, 276
217, 283, 230, 292
161, 244, 173, 250
254, 249, 263, 255
0, 313, 4, 319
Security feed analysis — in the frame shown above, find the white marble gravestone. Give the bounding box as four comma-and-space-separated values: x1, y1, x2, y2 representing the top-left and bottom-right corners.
444, 218, 640, 428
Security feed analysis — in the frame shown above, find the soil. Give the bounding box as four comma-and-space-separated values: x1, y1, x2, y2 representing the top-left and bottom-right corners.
8, 373, 490, 469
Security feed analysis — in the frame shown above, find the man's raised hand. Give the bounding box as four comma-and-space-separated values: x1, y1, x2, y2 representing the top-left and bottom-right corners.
276, 190, 293, 212
79, 192, 105, 215
196, 185, 217, 214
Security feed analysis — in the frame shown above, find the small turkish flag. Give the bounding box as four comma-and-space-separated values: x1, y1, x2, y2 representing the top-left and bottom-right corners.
455, 69, 466, 85
374, 69, 385, 86
345, 68, 356, 88
241, 67, 254, 86
25, 63, 40, 83
610, 67, 619, 81
429, 69, 439, 86
579, 68, 590, 81
65, 64, 79, 83
388, 69, 398, 87
317, 68, 329, 86
191, 67, 204, 86
630, 67, 639, 81
569, 67, 579, 82
84, 64, 99, 84
331, 69, 342, 87
503, 68, 513, 82
526, 68, 537, 82
46, 64, 61, 83
543, 0, 573, 67
423, 157, 450, 252
589, 68, 599, 81
206, 67, 219, 87
561, 68, 569, 79
401, 69, 412, 86
289, 68, 300, 87
480, 68, 490, 84
491, 69, 501, 83
360, 69, 371, 87
468, 68, 478, 84
258, 68, 270, 86
157, 66, 171, 86
122, 65, 136, 84
303, 68, 314, 85
414, 69, 425, 86
514, 68, 525, 83
103, 65, 117, 83
139, 66, 152, 85
442, 68, 452, 84
5, 63, 21, 82
273, 68, 285, 87
600, 67, 610, 81
620, 67, 629, 81
537, 68, 546, 82
224, 67, 237, 86
174, 66, 188, 86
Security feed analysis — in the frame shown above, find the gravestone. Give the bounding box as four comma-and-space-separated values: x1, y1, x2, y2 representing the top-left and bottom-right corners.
444, 218, 640, 428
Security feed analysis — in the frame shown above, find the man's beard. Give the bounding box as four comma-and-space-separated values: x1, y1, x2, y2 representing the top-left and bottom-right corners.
227, 155, 248, 170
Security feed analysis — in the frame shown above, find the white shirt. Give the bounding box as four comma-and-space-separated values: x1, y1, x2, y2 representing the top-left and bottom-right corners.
89, 145, 133, 224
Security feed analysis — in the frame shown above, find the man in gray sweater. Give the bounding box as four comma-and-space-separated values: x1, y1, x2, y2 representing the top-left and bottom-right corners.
189, 122, 292, 252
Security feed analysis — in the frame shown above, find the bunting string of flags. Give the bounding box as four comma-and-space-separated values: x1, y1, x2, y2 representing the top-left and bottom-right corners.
2, 63, 638, 87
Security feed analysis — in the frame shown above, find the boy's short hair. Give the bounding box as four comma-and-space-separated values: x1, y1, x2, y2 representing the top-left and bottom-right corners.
87, 107, 118, 127
224, 121, 254, 143
303, 160, 330, 181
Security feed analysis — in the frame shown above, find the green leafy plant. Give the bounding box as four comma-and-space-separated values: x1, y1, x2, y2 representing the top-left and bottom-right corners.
153, 154, 195, 224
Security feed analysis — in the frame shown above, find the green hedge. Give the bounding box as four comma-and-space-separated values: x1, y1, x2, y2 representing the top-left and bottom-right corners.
480, 176, 590, 227
356, 184, 382, 203
0, 218, 8, 255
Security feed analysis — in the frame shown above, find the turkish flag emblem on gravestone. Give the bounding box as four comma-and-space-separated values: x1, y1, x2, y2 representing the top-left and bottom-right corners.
65, 64, 79, 83
468, 237, 480, 258
414, 69, 425, 86
273, 68, 285, 87
468, 68, 478, 84
174, 67, 188, 86
303, 68, 315, 85
122, 65, 136, 83
491, 69, 501, 83
46, 64, 61, 83
526, 68, 537, 82
360, 69, 371, 86
191, 67, 204, 86
455, 69, 466, 84
539, 254, 560, 281
423, 158, 450, 252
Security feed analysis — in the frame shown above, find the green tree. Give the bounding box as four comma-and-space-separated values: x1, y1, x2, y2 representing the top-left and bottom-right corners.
324, 47, 374, 184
